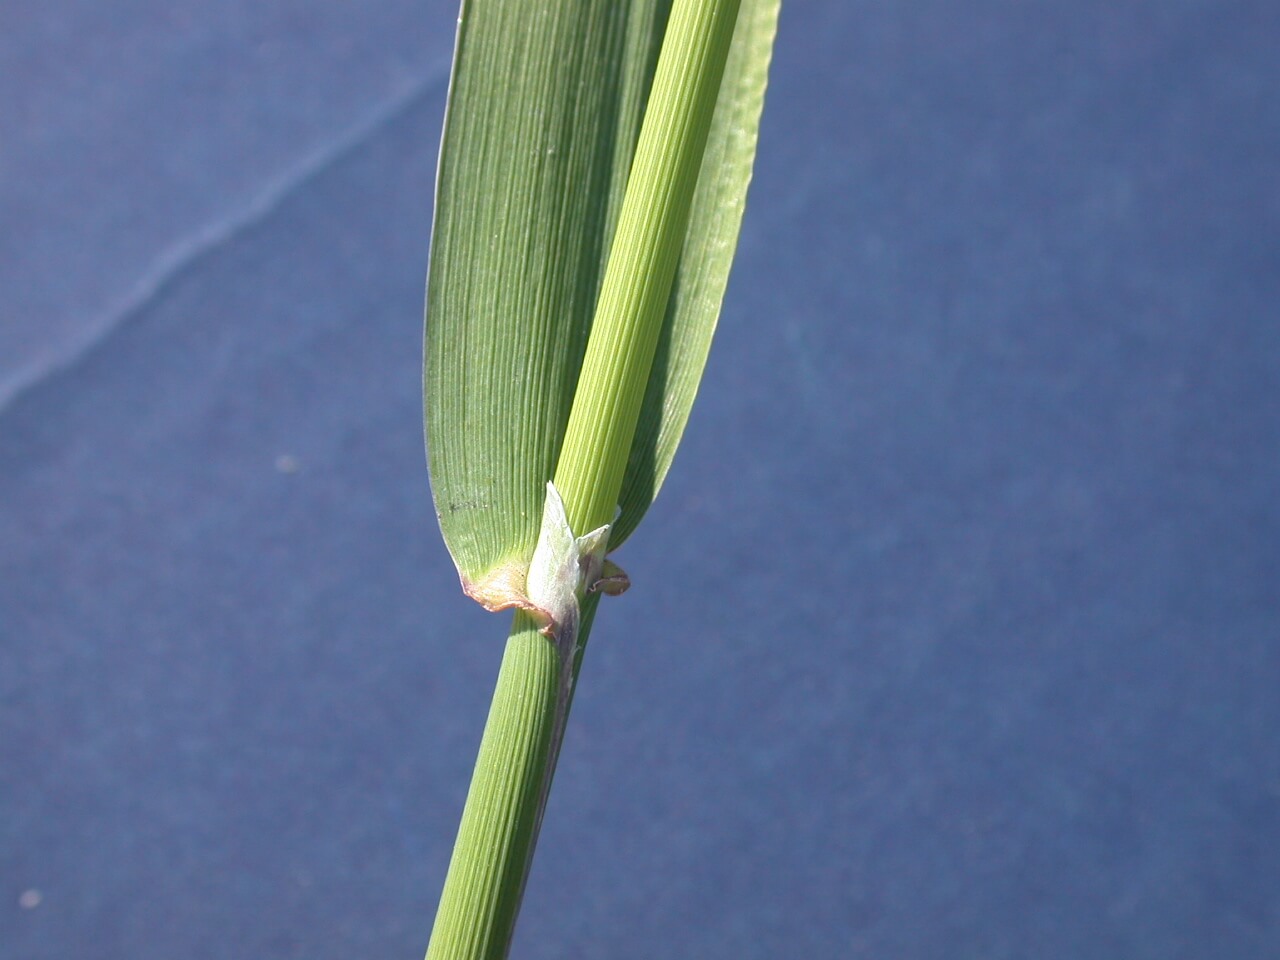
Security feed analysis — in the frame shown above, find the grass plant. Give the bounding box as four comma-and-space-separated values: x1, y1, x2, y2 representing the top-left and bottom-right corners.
422, 0, 779, 955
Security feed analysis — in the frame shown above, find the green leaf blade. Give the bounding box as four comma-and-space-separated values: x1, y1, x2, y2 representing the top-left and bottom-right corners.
426, 0, 780, 595
426, 0, 646, 598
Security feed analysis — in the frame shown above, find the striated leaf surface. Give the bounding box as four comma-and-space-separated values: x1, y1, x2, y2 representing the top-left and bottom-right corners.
425, 0, 779, 598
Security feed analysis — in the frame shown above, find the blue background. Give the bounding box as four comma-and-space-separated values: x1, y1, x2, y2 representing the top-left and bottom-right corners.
3, 2, 1278, 957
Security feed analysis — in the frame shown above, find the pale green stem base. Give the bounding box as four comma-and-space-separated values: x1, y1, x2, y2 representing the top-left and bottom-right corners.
424, 596, 599, 960
425, 612, 559, 960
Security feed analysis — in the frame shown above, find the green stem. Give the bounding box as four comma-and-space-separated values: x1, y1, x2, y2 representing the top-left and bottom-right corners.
425, 597, 603, 960
425, 613, 558, 960
426, 1, 740, 956
554, 0, 743, 534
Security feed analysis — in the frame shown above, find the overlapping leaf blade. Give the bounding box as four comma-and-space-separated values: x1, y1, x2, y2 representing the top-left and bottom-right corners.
425, 0, 779, 595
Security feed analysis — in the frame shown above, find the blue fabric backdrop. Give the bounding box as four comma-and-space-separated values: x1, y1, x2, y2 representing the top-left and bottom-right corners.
3, 2, 1277, 957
